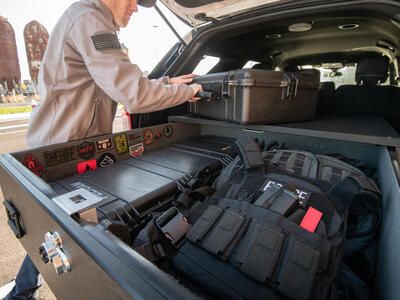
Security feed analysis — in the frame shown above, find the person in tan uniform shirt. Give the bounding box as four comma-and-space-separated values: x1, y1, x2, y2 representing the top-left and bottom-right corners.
26, 0, 202, 148
5, 1, 201, 299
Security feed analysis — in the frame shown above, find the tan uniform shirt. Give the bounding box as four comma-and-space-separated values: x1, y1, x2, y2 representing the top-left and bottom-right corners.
27, 0, 194, 148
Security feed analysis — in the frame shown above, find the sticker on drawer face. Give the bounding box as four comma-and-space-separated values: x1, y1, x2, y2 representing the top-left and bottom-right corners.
163, 125, 173, 137
77, 141, 95, 159
44, 147, 76, 166
128, 131, 143, 144
129, 143, 144, 157
23, 153, 47, 178
154, 128, 162, 140
98, 153, 116, 168
114, 134, 128, 154
143, 129, 154, 145
77, 159, 97, 174
96, 138, 113, 151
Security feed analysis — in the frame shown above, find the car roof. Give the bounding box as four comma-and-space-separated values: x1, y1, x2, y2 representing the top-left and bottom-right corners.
204, 14, 398, 68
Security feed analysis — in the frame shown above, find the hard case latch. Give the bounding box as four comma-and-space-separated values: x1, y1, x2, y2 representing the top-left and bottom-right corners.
3, 200, 25, 239
282, 73, 299, 100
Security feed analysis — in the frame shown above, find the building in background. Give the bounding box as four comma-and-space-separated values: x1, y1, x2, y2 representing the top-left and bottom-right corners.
0, 16, 21, 92
24, 20, 49, 84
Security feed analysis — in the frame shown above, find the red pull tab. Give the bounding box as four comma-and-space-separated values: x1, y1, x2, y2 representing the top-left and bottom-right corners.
300, 207, 323, 233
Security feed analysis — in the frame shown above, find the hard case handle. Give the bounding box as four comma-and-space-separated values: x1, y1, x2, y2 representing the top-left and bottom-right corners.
196, 91, 220, 101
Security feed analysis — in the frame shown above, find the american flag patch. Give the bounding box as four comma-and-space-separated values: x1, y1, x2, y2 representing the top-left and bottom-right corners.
91, 33, 121, 51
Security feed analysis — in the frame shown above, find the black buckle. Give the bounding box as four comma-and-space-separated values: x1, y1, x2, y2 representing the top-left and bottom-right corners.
155, 207, 191, 246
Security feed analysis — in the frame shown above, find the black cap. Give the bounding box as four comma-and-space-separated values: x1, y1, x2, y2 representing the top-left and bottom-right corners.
138, 0, 156, 7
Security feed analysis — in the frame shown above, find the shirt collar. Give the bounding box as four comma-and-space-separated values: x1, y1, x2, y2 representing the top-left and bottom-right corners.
85, 0, 119, 31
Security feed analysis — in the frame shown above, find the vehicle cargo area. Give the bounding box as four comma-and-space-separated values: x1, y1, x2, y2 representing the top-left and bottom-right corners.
1, 119, 399, 300
1, 1, 400, 299
162, 2, 400, 144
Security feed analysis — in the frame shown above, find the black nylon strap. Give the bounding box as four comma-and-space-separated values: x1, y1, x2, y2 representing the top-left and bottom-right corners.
329, 176, 382, 241
350, 175, 380, 194
175, 186, 216, 209
135, 241, 160, 262
328, 177, 366, 213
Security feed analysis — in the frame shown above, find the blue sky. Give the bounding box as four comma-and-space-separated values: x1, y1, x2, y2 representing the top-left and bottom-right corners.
1, 0, 190, 80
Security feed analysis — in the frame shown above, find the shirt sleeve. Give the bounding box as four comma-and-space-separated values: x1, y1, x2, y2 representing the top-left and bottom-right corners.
67, 11, 193, 113
151, 76, 170, 84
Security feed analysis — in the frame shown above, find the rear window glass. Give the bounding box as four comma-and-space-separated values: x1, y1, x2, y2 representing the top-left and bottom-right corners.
242, 61, 261, 68
193, 55, 220, 75
299, 64, 390, 87
319, 66, 357, 87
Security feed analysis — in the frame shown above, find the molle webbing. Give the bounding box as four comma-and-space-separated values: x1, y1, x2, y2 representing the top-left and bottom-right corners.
263, 150, 377, 188
185, 202, 332, 300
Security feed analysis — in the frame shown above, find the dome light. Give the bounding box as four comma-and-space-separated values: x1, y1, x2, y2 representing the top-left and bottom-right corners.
288, 23, 312, 32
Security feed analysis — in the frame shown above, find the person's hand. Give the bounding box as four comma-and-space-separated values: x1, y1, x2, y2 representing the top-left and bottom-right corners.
170, 73, 197, 84
188, 84, 203, 102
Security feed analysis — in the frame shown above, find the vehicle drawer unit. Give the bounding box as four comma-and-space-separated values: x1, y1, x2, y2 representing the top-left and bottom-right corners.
190, 69, 320, 125
1, 118, 400, 300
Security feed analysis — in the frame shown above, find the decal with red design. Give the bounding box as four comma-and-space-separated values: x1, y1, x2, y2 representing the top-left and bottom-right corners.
77, 159, 97, 174
163, 125, 173, 137
154, 128, 163, 140
143, 129, 154, 145
77, 141, 95, 159
96, 138, 113, 151
129, 143, 144, 157
23, 153, 47, 178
